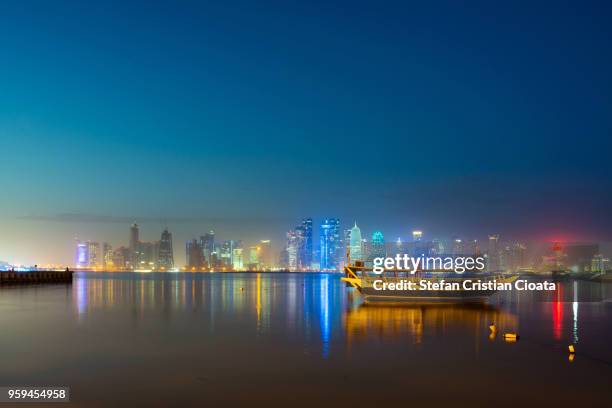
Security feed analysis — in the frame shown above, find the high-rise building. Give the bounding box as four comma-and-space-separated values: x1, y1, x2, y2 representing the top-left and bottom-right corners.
157, 229, 174, 270
298, 218, 313, 269
129, 223, 139, 267
102, 242, 113, 268
349, 222, 363, 261
453, 238, 465, 256
431, 239, 444, 255
412, 230, 423, 242
502, 242, 527, 272
591, 254, 610, 273
392, 237, 404, 256
487, 235, 500, 272
246, 246, 260, 270
320, 218, 340, 271
87, 241, 101, 267
76, 241, 89, 268
135, 241, 156, 270
370, 231, 385, 259
112, 246, 130, 269
286, 230, 299, 270
470, 239, 481, 256
232, 247, 244, 270
220, 240, 239, 269
200, 231, 215, 269
186, 239, 204, 270
258, 240, 272, 270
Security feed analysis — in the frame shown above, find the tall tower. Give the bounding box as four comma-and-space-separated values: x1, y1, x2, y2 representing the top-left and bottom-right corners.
319, 218, 340, 271
75, 241, 89, 268
488, 235, 500, 272
87, 241, 101, 267
158, 229, 174, 270
349, 222, 363, 261
370, 231, 385, 259
300, 218, 313, 269
186, 239, 203, 270
129, 223, 140, 267
130, 224, 139, 250
200, 231, 215, 268
286, 230, 299, 270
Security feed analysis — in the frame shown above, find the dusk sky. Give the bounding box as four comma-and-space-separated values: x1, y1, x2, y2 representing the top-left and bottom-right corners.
1, 0, 611, 265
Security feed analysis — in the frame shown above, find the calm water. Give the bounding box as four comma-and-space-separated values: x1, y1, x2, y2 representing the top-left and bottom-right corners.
0, 273, 610, 407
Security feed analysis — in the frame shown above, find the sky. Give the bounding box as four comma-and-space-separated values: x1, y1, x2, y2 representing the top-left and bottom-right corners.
1, 0, 611, 265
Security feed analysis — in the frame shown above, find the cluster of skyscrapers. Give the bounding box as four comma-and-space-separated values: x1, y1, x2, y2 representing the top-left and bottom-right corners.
185, 232, 273, 271
73, 221, 610, 274
76, 224, 174, 271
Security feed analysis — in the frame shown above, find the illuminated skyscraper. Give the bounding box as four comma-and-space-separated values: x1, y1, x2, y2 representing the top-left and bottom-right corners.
453, 238, 465, 256
129, 223, 139, 267
487, 235, 500, 272
87, 241, 101, 267
370, 231, 385, 259
320, 218, 340, 271
297, 218, 313, 269
102, 242, 113, 268
200, 231, 215, 268
157, 229, 174, 270
232, 248, 244, 270
220, 240, 239, 269
258, 240, 272, 270
286, 230, 299, 270
393, 237, 404, 256
75, 241, 89, 268
431, 239, 444, 255
349, 222, 363, 261
412, 230, 423, 242
247, 246, 260, 270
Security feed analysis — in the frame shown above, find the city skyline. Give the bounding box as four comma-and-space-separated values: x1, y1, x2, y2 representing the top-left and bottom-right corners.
3, 218, 608, 274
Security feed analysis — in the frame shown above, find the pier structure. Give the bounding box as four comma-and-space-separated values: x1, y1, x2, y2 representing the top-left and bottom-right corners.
0, 269, 74, 285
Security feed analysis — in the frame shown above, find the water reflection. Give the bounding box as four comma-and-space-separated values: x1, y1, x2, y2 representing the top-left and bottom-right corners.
345, 304, 518, 345
70, 273, 609, 361
72, 273, 345, 357
2, 272, 611, 407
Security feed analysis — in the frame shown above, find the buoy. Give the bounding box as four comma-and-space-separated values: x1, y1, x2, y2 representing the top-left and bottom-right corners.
568, 344, 575, 353
503, 333, 519, 341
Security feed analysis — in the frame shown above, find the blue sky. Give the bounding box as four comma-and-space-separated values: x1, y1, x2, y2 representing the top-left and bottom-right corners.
1, 0, 611, 264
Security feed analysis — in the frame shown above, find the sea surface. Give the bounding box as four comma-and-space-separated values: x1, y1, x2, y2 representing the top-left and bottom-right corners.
0, 272, 610, 407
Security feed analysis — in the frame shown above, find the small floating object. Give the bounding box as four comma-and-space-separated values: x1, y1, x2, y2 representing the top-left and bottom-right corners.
240, 287, 244, 291
568, 344, 575, 353
503, 333, 519, 341
489, 324, 497, 333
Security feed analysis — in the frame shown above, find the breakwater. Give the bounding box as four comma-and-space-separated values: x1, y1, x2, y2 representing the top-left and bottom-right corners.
0, 270, 74, 285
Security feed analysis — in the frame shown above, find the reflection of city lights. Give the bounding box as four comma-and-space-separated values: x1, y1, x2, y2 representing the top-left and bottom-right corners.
320, 274, 330, 358
552, 285, 563, 341
572, 281, 579, 343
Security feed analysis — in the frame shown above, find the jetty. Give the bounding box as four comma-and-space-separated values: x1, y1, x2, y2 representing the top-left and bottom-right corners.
0, 269, 74, 285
